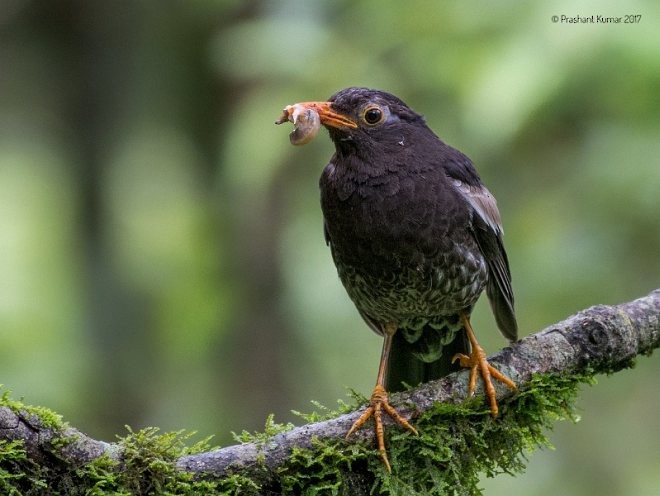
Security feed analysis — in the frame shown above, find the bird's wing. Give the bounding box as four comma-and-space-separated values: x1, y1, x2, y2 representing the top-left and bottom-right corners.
448, 167, 518, 342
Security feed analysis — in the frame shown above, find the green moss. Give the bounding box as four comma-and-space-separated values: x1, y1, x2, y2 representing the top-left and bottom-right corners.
80, 426, 268, 495
276, 436, 373, 495
292, 398, 357, 424
0, 439, 31, 494
1, 388, 64, 430
267, 372, 592, 495
0, 388, 230, 494
375, 373, 588, 495
0, 372, 597, 494
232, 413, 296, 444
110, 426, 218, 494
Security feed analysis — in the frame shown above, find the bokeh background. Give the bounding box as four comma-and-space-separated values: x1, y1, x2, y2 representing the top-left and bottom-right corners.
1, 0, 658, 494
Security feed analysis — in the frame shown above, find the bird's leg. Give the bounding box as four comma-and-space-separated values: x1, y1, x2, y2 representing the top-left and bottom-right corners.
346, 322, 418, 472
452, 313, 516, 417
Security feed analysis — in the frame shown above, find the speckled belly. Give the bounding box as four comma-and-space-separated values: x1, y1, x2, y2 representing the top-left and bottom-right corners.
337, 243, 488, 330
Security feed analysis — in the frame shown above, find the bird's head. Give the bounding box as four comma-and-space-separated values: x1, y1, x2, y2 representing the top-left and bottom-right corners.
289, 87, 431, 157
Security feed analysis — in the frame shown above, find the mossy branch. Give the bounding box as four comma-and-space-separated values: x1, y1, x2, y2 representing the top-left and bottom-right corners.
1, 289, 658, 494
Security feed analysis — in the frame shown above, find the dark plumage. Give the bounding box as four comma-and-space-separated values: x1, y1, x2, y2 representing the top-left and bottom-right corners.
278, 87, 518, 470
318, 87, 517, 391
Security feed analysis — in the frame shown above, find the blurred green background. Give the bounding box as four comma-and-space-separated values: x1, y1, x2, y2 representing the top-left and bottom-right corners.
1, 0, 658, 494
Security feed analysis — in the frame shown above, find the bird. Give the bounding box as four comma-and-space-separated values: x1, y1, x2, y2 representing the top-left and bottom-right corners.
280, 87, 518, 471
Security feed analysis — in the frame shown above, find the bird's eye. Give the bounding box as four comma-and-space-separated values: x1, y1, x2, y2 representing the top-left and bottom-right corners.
363, 107, 384, 125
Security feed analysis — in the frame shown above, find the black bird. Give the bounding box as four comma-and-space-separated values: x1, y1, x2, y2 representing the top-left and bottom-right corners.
280, 87, 517, 471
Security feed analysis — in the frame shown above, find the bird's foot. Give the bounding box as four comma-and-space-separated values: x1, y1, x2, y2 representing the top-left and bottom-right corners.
452, 344, 516, 417
346, 384, 418, 472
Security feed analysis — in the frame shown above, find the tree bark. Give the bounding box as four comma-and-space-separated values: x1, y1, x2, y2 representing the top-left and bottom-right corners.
1, 289, 658, 488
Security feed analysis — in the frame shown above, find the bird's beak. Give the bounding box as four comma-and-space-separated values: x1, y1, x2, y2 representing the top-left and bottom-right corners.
291, 102, 358, 129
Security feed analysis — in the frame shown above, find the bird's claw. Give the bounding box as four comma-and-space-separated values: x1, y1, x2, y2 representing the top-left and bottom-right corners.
346, 384, 418, 472
452, 347, 516, 417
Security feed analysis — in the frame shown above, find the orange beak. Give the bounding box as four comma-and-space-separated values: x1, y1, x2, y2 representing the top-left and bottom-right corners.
281, 101, 357, 129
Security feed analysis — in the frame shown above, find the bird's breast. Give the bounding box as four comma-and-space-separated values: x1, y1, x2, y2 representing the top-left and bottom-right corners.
320, 162, 487, 323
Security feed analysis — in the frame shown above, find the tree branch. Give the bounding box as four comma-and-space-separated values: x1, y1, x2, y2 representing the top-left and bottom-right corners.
1, 289, 658, 491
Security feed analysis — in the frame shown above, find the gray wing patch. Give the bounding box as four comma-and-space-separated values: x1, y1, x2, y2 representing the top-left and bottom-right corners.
451, 179, 503, 234
451, 179, 518, 341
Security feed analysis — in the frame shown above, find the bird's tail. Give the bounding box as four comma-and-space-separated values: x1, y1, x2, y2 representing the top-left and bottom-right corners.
385, 324, 469, 393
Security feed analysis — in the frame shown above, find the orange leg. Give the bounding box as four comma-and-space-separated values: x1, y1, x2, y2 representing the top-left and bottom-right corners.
452, 313, 516, 417
346, 323, 418, 472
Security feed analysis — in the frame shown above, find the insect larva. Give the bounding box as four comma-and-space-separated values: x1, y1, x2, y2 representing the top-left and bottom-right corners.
275, 104, 321, 146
